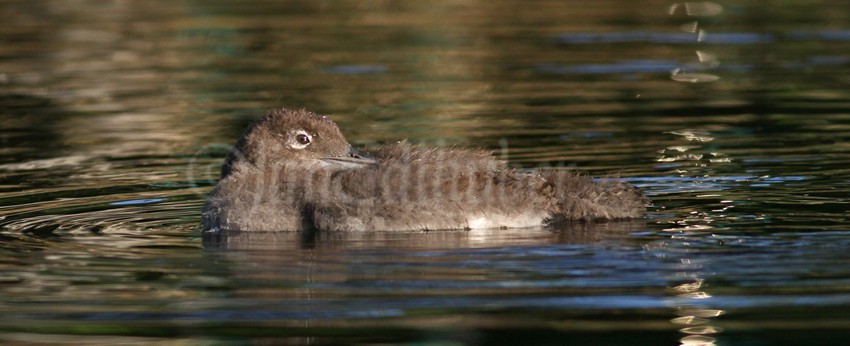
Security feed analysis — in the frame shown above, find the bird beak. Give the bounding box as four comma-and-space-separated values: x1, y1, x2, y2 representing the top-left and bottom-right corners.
319, 146, 375, 168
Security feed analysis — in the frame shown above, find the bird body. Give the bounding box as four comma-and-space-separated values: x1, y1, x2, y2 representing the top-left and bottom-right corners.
202, 108, 647, 232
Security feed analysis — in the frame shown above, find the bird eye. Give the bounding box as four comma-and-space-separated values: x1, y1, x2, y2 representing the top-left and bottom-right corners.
287, 130, 314, 149
296, 133, 311, 145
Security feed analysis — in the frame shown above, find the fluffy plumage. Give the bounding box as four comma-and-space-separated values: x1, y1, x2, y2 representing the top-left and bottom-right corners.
202, 108, 647, 232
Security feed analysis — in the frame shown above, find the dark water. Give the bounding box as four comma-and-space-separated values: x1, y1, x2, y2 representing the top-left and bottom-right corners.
2, 0, 850, 344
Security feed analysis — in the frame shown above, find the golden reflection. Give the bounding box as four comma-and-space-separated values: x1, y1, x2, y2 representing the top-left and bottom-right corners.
695, 50, 719, 67
668, 276, 726, 345
670, 280, 704, 293
654, 14, 732, 336
661, 245, 726, 345
657, 129, 734, 180
680, 325, 723, 334
668, 2, 724, 17
669, 2, 722, 83
676, 308, 725, 318
670, 316, 709, 325
668, 130, 715, 143
679, 291, 712, 299
683, 2, 724, 16
671, 71, 720, 83
679, 334, 718, 346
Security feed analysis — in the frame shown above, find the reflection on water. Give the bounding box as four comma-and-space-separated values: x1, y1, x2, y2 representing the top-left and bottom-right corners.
203, 221, 645, 251
2, 0, 850, 343
670, 279, 725, 345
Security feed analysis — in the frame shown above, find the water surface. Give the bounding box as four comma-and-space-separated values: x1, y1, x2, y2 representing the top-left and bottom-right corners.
2, 1, 850, 344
